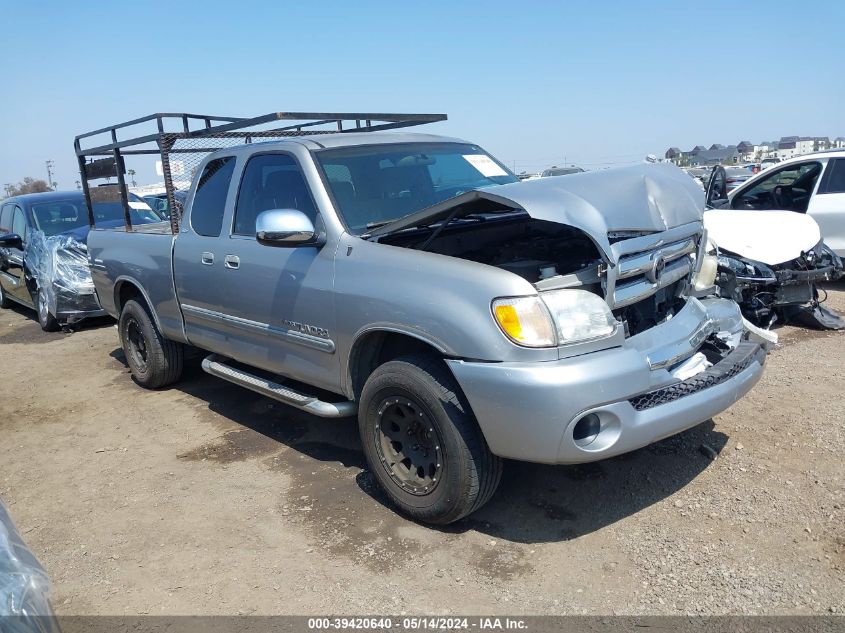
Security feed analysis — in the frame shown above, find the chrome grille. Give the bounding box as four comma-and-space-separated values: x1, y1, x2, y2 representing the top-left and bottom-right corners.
611, 237, 697, 308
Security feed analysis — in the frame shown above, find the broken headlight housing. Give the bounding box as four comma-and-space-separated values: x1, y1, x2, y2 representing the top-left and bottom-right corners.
717, 254, 775, 281
814, 242, 842, 270
492, 290, 618, 347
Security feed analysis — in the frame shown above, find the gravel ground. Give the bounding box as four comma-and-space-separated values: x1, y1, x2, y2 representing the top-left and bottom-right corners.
0, 283, 843, 616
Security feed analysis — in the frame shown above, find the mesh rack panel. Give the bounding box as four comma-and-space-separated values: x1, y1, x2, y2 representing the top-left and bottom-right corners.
159, 130, 340, 227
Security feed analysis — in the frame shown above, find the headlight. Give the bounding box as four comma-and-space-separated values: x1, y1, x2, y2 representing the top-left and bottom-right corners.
541, 289, 618, 344
493, 290, 618, 347
717, 254, 775, 280
492, 296, 556, 347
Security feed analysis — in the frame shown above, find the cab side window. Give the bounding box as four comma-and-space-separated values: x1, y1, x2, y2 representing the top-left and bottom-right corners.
12, 207, 27, 243
233, 154, 317, 236
190, 157, 236, 237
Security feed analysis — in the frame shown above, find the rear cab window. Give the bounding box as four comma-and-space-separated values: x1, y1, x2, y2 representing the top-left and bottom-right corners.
190, 157, 236, 237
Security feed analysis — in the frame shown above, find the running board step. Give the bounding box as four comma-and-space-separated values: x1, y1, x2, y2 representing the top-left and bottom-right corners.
201, 354, 356, 418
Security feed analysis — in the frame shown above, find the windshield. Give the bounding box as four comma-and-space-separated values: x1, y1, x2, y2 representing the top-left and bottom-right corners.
315, 143, 518, 233
31, 194, 162, 236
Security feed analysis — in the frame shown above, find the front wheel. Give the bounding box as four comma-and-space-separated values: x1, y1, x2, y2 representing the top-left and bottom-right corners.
37, 288, 60, 332
118, 299, 183, 389
359, 354, 502, 525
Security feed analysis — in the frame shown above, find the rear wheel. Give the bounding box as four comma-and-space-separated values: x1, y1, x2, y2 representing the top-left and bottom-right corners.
0, 282, 11, 309
359, 354, 502, 524
118, 299, 183, 389
37, 288, 60, 332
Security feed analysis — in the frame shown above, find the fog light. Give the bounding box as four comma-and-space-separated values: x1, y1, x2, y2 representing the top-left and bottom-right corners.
573, 413, 601, 447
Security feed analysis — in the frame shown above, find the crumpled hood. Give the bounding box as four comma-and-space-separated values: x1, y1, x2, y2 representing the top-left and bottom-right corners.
370, 163, 705, 260
703, 209, 822, 265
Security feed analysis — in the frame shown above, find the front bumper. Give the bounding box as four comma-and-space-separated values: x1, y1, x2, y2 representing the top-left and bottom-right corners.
447, 298, 765, 464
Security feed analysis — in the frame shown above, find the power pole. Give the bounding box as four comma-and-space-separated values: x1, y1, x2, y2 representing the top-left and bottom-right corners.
46, 160, 56, 190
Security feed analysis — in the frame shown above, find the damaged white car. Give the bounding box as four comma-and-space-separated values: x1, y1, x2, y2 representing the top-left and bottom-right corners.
703, 167, 844, 330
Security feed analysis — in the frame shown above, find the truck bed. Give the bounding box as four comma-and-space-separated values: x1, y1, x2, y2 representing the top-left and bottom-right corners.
87, 225, 186, 342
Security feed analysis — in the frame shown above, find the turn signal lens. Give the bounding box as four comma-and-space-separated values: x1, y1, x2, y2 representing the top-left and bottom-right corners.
492, 297, 556, 347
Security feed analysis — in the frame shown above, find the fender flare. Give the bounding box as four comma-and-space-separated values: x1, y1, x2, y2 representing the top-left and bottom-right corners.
113, 276, 164, 333
343, 323, 456, 398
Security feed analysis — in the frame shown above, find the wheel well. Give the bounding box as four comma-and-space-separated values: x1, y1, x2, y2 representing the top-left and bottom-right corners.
349, 331, 443, 400
115, 281, 144, 313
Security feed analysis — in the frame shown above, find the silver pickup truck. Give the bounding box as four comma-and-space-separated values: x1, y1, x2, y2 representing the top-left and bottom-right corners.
78, 112, 766, 524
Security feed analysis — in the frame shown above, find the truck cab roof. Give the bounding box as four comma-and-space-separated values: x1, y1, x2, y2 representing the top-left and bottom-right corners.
214, 132, 471, 157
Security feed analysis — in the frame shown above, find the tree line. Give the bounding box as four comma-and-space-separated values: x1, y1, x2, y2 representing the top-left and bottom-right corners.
3, 177, 53, 198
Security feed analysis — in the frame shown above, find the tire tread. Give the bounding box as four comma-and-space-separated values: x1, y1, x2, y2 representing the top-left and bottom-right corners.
120, 299, 183, 389
360, 353, 502, 524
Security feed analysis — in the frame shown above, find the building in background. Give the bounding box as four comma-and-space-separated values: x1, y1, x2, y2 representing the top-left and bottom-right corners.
666, 135, 841, 166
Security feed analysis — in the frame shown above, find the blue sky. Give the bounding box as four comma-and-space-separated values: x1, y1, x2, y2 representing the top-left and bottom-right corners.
2, 0, 843, 189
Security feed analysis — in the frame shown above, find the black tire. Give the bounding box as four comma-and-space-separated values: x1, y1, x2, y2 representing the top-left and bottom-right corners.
37, 287, 60, 332
118, 299, 183, 389
359, 354, 502, 524
0, 282, 11, 309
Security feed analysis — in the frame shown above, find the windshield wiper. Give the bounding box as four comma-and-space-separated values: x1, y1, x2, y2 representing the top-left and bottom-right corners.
365, 219, 398, 230
362, 209, 434, 239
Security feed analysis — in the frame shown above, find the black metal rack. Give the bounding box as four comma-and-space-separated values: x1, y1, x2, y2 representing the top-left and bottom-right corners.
74, 111, 447, 234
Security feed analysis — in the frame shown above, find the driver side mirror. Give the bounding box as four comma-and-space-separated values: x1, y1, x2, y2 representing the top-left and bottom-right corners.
256, 209, 323, 247
0, 233, 23, 249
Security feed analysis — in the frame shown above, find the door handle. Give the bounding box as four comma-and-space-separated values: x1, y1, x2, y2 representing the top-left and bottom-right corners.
201, 252, 214, 265
224, 255, 240, 270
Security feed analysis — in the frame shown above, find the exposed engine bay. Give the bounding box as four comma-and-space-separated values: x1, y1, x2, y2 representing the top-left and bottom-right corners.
379, 215, 602, 284
379, 214, 695, 338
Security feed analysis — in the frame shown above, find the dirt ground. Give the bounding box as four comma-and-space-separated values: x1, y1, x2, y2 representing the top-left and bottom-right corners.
1, 284, 843, 616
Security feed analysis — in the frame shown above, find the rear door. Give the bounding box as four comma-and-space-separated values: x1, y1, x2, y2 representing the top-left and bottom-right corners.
808, 157, 845, 255
172, 155, 238, 353
216, 150, 338, 391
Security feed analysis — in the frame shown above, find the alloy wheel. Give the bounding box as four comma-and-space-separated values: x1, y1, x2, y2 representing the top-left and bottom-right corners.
374, 396, 443, 496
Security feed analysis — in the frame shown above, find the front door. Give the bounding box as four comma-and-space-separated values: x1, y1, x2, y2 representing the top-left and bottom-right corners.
216, 151, 338, 392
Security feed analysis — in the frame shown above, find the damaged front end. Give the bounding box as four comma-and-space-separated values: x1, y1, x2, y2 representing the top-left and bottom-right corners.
703, 209, 845, 330
24, 231, 104, 323
368, 162, 768, 464
714, 243, 843, 329
376, 163, 766, 364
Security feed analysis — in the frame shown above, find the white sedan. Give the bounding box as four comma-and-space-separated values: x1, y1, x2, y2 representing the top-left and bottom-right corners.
723, 150, 845, 256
